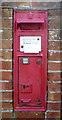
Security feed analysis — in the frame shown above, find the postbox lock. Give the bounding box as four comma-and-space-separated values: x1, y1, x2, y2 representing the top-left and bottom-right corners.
23, 85, 26, 89
21, 84, 32, 93
36, 59, 41, 65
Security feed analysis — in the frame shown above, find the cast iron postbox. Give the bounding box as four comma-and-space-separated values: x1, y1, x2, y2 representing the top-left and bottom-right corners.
14, 11, 48, 111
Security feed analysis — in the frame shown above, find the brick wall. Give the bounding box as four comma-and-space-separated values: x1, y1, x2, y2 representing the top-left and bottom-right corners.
0, 1, 62, 119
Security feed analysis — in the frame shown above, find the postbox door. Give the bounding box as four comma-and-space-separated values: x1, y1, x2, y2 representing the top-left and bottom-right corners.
19, 57, 42, 107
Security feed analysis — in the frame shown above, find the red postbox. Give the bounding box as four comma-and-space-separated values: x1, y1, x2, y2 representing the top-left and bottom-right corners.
14, 11, 48, 111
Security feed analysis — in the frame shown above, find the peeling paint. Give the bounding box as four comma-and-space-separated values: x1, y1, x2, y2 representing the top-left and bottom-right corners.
36, 113, 38, 116
50, 52, 53, 56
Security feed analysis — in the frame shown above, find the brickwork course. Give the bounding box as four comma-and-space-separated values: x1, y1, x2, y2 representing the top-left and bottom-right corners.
0, 1, 62, 119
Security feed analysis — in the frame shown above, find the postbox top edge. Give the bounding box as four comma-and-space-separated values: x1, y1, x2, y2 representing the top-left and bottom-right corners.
14, 11, 47, 23
14, 10, 48, 14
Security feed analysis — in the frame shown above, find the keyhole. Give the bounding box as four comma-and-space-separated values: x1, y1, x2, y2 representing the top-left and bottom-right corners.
23, 85, 26, 89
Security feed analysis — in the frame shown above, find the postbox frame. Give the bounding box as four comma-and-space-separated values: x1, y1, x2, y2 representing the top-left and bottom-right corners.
13, 10, 48, 111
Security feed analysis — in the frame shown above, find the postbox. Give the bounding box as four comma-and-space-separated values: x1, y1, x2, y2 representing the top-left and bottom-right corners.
14, 11, 48, 111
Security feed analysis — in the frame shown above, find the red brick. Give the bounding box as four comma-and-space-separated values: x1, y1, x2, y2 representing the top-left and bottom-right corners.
1, 40, 12, 49
2, 61, 12, 70
48, 52, 60, 61
2, 92, 12, 100
0, 82, 2, 90
47, 112, 60, 118
15, 112, 44, 118
2, 19, 12, 28
48, 93, 61, 101
0, 51, 2, 59
2, 112, 12, 118
0, 113, 2, 119
2, 51, 12, 59
48, 17, 60, 29
48, 73, 61, 81
0, 15, 2, 25
0, 8, 2, 16
60, 41, 62, 50
0, 92, 2, 100
48, 63, 61, 71
0, 61, 2, 70
49, 10, 60, 17
48, 41, 60, 50
0, 71, 2, 80
0, 40, 2, 49
0, 102, 2, 110
49, 30, 60, 40
1, 72, 12, 80
48, 83, 61, 91
2, 82, 12, 90
2, 8, 12, 17
2, 102, 12, 110
0, 23, 2, 28
2, 29, 12, 39
47, 103, 60, 110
